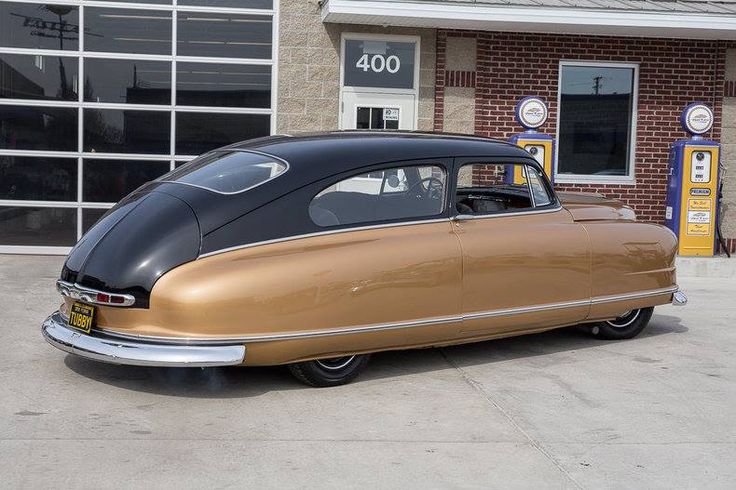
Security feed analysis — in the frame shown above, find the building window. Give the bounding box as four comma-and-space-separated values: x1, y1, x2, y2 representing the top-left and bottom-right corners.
556, 62, 638, 182
0, 0, 277, 252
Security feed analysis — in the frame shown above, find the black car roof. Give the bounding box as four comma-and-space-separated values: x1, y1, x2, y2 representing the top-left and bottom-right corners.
225, 131, 535, 178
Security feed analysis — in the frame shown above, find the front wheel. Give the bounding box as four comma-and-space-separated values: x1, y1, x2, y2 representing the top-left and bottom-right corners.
588, 307, 654, 340
288, 354, 370, 387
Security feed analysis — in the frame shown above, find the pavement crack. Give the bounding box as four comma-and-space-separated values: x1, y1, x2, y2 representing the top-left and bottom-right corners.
439, 348, 585, 490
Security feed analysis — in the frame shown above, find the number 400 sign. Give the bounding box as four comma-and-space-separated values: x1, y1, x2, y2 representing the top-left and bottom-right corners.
355, 53, 401, 74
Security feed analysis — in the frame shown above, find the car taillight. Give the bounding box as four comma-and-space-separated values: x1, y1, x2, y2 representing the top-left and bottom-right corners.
57, 280, 135, 307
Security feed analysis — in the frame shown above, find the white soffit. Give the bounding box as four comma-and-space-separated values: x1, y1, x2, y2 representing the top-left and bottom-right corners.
321, 0, 736, 40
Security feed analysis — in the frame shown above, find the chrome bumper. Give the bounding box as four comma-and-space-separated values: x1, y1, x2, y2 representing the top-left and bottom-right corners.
672, 290, 688, 306
42, 311, 245, 367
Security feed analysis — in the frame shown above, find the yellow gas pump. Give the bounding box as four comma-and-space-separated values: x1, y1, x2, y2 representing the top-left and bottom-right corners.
506, 96, 555, 185
665, 103, 720, 256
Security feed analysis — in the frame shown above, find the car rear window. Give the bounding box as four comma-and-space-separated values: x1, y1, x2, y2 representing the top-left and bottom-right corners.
163, 151, 287, 194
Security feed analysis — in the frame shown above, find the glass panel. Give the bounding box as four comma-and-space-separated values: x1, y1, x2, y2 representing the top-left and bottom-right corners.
175, 112, 269, 155
456, 163, 532, 215
84, 109, 170, 154
0, 156, 77, 201
84, 7, 172, 55
0, 105, 77, 151
525, 165, 553, 207
83, 58, 171, 104
0, 3, 79, 50
164, 151, 285, 193
0, 206, 77, 246
177, 12, 271, 59
82, 208, 109, 234
558, 65, 635, 177
0, 53, 78, 100
176, 63, 270, 108
178, 0, 272, 8
83, 159, 170, 202
309, 165, 446, 227
95, 0, 171, 4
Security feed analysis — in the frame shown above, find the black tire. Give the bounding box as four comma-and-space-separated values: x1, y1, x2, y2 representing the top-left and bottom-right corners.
288, 354, 370, 387
588, 307, 654, 340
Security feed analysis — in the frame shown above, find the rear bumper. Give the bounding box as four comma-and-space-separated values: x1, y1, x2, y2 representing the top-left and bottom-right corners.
672, 290, 688, 306
41, 311, 245, 367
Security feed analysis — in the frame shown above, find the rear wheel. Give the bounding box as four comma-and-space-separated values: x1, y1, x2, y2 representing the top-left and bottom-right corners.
288, 354, 370, 387
588, 307, 654, 340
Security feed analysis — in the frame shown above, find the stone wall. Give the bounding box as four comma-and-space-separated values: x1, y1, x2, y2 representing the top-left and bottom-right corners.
277, 0, 435, 134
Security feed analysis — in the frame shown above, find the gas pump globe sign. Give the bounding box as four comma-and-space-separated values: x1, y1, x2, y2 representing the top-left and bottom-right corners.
681, 103, 714, 136
515, 97, 549, 130
344, 40, 416, 89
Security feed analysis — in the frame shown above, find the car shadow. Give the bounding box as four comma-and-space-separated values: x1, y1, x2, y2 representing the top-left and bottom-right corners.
63, 313, 687, 397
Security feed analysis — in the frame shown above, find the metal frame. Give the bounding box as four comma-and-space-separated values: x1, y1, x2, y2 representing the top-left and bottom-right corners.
0, 0, 279, 254
554, 60, 639, 185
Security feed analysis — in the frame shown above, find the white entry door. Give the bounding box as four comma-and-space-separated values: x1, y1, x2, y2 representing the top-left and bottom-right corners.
341, 92, 416, 130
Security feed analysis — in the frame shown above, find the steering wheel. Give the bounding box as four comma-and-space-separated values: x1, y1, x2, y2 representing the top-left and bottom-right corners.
409, 177, 444, 200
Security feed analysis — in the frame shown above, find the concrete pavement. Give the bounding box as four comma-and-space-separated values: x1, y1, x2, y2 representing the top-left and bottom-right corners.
0, 255, 734, 488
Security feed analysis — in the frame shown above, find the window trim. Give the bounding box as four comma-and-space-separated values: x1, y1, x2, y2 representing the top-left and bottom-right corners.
554, 60, 639, 185
308, 161, 450, 229
452, 159, 560, 220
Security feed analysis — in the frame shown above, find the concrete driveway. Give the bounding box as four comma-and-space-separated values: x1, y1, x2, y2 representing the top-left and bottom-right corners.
1, 255, 734, 489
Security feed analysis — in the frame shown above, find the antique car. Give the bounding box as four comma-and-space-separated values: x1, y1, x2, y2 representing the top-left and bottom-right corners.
42, 132, 687, 387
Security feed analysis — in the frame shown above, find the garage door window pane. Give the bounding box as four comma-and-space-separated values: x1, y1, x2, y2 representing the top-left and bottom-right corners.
0, 3, 79, 50
310, 165, 446, 227
177, 12, 271, 59
0, 105, 77, 151
175, 112, 270, 155
84, 109, 170, 154
558, 65, 636, 177
0, 156, 77, 201
0, 53, 78, 101
176, 63, 271, 108
178, 0, 272, 8
84, 7, 172, 55
0, 207, 77, 246
83, 159, 170, 202
84, 58, 171, 104
82, 208, 110, 234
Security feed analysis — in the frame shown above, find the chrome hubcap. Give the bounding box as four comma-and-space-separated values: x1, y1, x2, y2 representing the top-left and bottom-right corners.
315, 356, 355, 371
605, 309, 641, 329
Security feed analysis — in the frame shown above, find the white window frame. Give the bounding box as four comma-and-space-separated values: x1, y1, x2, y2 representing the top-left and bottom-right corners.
554, 60, 639, 185
338, 32, 420, 130
0, 0, 279, 255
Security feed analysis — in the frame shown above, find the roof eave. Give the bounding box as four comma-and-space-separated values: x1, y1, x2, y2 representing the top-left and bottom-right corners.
321, 0, 736, 40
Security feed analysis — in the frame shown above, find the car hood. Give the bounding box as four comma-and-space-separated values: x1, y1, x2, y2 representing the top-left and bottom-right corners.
60, 188, 201, 308
558, 191, 636, 222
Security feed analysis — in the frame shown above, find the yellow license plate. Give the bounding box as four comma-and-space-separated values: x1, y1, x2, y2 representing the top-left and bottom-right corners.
69, 302, 95, 334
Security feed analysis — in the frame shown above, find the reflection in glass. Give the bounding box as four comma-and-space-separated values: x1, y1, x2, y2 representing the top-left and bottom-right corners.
0, 53, 78, 101
178, 0, 272, 8
84, 109, 170, 154
176, 63, 270, 108
0, 105, 77, 151
0, 3, 79, 50
84, 58, 171, 104
0, 156, 77, 201
83, 159, 170, 202
558, 65, 635, 176
0, 207, 77, 246
84, 7, 172, 55
177, 12, 271, 59
175, 112, 270, 155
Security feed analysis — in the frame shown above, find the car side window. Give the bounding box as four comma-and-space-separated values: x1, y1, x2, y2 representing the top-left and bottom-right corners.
309, 165, 447, 227
455, 163, 537, 216
525, 165, 553, 207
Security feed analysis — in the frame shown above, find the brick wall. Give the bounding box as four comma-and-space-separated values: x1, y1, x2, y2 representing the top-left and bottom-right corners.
436, 30, 732, 226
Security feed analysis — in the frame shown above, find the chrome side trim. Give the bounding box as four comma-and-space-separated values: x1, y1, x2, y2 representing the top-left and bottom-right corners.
451, 204, 564, 222
198, 217, 452, 259
42, 312, 245, 367
56, 280, 136, 307
92, 286, 679, 345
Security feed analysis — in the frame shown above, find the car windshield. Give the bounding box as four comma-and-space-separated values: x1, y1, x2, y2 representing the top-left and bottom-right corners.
162, 151, 287, 194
